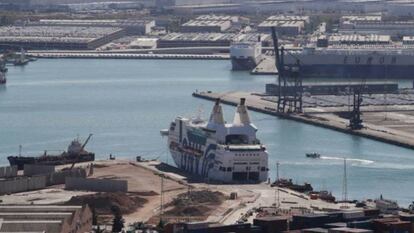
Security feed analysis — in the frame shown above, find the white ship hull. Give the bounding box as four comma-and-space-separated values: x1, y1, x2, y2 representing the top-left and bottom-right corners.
230, 41, 262, 71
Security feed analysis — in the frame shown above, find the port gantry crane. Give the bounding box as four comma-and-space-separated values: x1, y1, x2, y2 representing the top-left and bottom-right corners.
348, 69, 366, 130
349, 89, 364, 130
270, 27, 303, 113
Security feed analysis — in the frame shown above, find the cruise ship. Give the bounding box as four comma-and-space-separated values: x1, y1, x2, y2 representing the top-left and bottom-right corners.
163, 98, 268, 183
230, 41, 262, 71
282, 45, 414, 79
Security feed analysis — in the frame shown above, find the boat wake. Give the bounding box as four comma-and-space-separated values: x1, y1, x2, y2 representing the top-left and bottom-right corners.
320, 156, 374, 165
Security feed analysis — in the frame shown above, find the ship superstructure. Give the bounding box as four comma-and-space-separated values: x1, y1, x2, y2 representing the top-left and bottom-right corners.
165, 98, 268, 183
230, 41, 262, 71
282, 45, 414, 79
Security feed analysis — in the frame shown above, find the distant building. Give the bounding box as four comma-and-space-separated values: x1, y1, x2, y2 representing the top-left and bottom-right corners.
257, 15, 308, 36
157, 32, 270, 48
180, 15, 246, 33
181, 20, 232, 32
29, 19, 155, 35
257, 20, 305, 36
158, 32, 234, 48
339, 18, 414, 37
0, 26, 125, 50
328, 34, 391, 45
340, 15, 382, 27
403, 36, 414, 44
266, 15, 310, 24
0, 205, 92, 233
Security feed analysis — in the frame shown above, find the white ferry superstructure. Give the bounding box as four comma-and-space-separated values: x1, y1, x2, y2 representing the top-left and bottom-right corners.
164, 98, 268, 183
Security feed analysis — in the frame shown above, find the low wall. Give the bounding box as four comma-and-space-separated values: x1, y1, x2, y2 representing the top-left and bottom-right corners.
0, 176, 47, 195
0, 166, 17, 178
65, 177, 128, 192
48, 168, 86, 186
24, 164, 55, 176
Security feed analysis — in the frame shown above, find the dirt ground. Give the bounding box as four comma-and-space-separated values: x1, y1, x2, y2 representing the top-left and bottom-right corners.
88, 160, 189, 224
0, 159, 353, 227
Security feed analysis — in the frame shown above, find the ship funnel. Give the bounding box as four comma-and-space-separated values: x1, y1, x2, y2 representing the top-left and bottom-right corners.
208, 98, 225, 125
233, 98, 251, 125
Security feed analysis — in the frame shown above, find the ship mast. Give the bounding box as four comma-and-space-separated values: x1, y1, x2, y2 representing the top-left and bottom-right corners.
341, 158, 349, 209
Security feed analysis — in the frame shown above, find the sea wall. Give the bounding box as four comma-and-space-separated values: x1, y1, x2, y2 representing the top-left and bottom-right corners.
0, 166, 18, 178
0, 176, 47, 195
48, 168, 86, 186
65, 177, 127, 192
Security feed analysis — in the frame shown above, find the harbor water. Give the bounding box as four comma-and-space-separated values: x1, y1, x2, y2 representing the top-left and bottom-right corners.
0, 59, 413, 206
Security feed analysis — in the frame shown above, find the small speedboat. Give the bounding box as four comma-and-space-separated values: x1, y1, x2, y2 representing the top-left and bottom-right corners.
306, 152, 321, 159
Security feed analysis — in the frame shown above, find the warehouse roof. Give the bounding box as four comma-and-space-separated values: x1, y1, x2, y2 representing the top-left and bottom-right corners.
182, 20, 230, 27
258, 20, 304, 28
31, 19, 154, 27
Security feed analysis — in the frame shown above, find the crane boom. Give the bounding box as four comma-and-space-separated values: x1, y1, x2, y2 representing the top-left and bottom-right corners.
271, 27, 281, 73
81, 133, 93, 151
69, 133, 92, 170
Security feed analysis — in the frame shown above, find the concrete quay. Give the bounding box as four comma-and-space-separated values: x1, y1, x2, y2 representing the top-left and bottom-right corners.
193, 91, 414, 150
251, 56, 277, 75
27, 52, 229, 60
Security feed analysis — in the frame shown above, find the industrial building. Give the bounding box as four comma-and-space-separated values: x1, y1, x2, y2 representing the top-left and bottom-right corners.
29, 19, 155, 35
340, 15, 382, 27
0, 205, 92, 233
180, 15, 245, 32
163, 0, 387, 15
0, 26, 125, 50
257, 20, 305, 36
402, 36, 414, 45
257, 15, 307, 36
157, 32, 270, 48
158, 33, 234, 47
181, 20, 232, 32
266, 15, 310, 24
339, 20, 414, 37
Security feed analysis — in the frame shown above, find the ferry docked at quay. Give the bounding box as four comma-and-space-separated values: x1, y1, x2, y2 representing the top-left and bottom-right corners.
230, 41, 262, 71
162, 98, 268, 183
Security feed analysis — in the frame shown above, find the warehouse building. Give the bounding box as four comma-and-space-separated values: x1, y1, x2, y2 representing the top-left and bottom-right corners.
29, 19, 155, 35
327, 34, 391, 45
257, 20, 305, 36
181, 20, 232, 32
157, 32, 270, 48
0, 205, 92, 233
402, 36, 414, 44
339, 20, 414, 37
158, 33, 234, 47
0, 26, 125, 50
266, 15, 310, 24
340, 15, 382, 27
193, 15, 241, 23
180, 15, 246, 32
